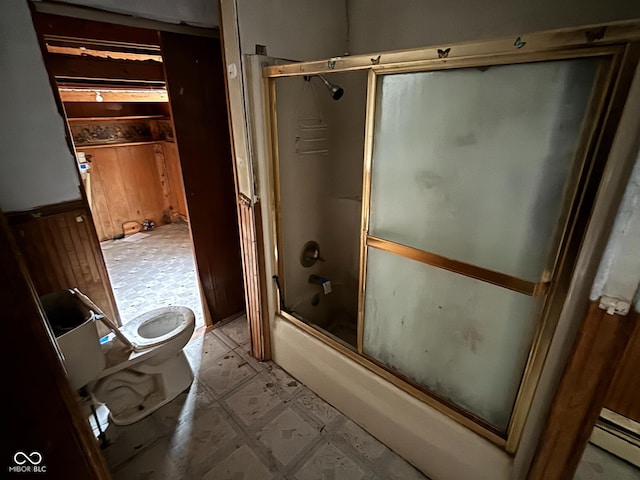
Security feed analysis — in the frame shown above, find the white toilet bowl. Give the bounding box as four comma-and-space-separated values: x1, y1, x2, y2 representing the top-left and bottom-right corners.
90, 306, 196, 425
43, 289, 198, 427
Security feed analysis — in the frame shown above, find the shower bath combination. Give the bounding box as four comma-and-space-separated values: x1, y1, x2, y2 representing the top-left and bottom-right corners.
275, 71, 366, 348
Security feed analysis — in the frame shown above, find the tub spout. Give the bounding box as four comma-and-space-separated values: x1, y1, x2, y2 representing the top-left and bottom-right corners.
309, 275, 332, 294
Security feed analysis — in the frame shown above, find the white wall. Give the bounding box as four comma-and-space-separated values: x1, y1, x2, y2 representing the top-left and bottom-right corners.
275, 76, 333, 306
237, 0, 347, 60
323, 71, 366, 288
591, 154, 640, 310
0, 1, 80, 212
33, 0, 219, 28
347, 0, 640, 54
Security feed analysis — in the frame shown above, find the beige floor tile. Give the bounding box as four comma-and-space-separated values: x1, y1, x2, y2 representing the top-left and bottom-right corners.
219, 315, 251, 345
184, 331, 234, 371
151, 378, 216, 434
263, 363, 302, 401
226, 376, 283, 425
112, 439, 180, 480
257, 408, 320, 466
199, 351, 257, 396
294, 442, 369, 480
382, 452, 427, 480
168, 405, 241, 469
102, 415, 165, 469
575, 443, 640, 480
337, 420, 387, 461
203, 444, 273, 480
294, 389, 341, 426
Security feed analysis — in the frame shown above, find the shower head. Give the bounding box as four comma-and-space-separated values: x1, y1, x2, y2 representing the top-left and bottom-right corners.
317, 75, 344, 100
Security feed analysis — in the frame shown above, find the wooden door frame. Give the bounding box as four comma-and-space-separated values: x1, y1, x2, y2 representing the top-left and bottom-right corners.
219, 0, 271, 359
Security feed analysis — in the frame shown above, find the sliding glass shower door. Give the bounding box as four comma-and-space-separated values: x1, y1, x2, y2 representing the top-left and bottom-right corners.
265, 37, 627, 449
360, 58, 602, 433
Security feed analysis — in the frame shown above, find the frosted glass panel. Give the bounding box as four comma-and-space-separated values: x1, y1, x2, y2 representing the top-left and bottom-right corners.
369, 59, 599, 281
363, 248, 544, 430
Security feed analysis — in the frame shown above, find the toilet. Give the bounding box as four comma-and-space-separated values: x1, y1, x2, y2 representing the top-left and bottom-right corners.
41, 289, 195, 426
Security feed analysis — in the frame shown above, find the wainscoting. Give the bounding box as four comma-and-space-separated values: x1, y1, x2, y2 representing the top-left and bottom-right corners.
8, 200, 120, 323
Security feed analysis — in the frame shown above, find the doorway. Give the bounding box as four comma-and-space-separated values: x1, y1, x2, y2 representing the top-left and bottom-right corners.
63, 91, 204, 326
30, 11, 245, 329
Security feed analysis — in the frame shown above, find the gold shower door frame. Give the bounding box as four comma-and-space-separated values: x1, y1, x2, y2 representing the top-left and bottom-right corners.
263, 21, 640, 452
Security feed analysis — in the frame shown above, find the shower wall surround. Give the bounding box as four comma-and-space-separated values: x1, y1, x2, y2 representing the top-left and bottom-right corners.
275, 72, 367, 323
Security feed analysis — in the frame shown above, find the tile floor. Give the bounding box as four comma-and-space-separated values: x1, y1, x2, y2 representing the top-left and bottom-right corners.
96, 316, 428, 479
95, 221, 637, 480
575, 443, 640, 480
101, 223, 205, 327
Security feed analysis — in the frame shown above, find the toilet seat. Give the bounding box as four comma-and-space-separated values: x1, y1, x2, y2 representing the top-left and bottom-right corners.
121, 306, 194, 349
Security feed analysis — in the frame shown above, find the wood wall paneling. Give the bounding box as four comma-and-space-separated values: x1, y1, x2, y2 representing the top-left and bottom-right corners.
82, 143, 172, 240
153, 143, 173, 217
239, 198, 270, 359
1, 212, 111, 480
64, 102, 168, 119
528, 302, 637, 480
161, 32, 245, 324
86, 147, 129, 239
604, 318, 640, 422
162, 141, 189, 219
127, 144, 166, 224
8, 202, 120, 325
46, 53, 164, 83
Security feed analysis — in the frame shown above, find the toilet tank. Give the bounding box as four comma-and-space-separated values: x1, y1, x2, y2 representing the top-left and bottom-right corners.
40, 290, 106, 390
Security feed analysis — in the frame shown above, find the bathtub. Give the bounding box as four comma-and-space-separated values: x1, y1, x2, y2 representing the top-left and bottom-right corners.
290, 282, 358, 347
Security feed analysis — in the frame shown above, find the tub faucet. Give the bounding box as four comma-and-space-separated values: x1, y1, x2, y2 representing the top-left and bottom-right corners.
300, 241, 325, 267
309, 274, 332, 294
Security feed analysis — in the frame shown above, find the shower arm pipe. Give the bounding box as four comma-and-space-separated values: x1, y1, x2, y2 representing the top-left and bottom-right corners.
303, 74, 344, 100
72, 288, 136, 350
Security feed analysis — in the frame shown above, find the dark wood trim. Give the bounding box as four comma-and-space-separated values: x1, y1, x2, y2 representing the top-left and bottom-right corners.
5, 198, 85, 225
528, 302, 638, 480
161, 31, 245, 325
46, 53, 165, 83
10, 203, 121, 326
1, 212, 111, 479
32, 11, 160, 48
32, 6, 217, 40
604, 316, 640, 421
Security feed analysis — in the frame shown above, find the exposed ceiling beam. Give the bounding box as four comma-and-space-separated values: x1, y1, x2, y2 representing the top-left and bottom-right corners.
47, 45, 162, 62
33, 12, 161, 48
46, 53, 165, 83
33, 5, 218, 38
59, 88, 168, 103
